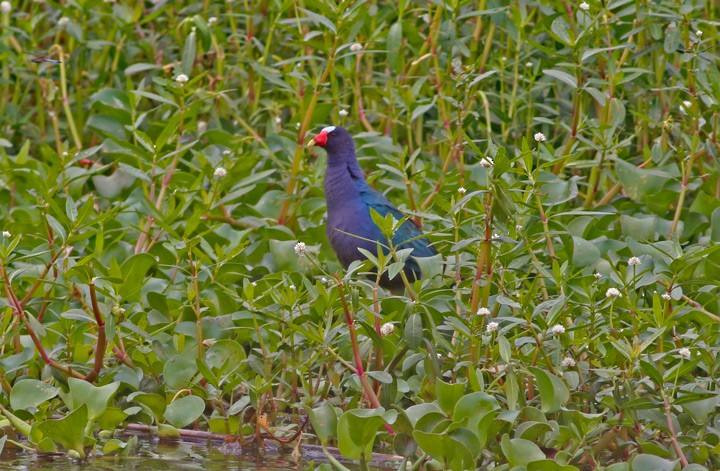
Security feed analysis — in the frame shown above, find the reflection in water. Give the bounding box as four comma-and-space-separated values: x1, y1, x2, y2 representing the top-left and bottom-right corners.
0, 434, 399, 470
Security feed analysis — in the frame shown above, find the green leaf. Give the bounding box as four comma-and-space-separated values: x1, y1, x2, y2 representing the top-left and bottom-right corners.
129, 393, 167, 421
543, 69, 577, 88
46, 215, 66, 242
10, 379, 59, 411
414, 428, 479, 471
435, 379, 466, 415
663, 25, 680, 53
66, 378, 120, 421
632, 454, 680, 471
163, 350, 198, 390
571, 236, 600, 267
550, 16, 572, 46
387, 21, 402, 72
529, 367, 570, 413
404, 313, 423, 349
337, 408, 387, 460
65, 196, 77, 223
299, 8, 337, 33
181, 29, 196, 76
117, 253, 156, 302
34, 405, 88, 458
615, 160, 671, 202
305, 403, 338, 445
710, 207, 720, 242
205, 339, 247, 370
164, 395, 205, 428
411, 96, 437, 122
500, 434, 545, 467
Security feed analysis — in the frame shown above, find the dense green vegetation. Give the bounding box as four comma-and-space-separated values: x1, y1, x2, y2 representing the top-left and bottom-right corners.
0, 0, 718, 469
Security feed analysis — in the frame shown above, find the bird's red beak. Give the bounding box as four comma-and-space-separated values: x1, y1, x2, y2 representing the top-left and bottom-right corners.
307, 130, 328, 148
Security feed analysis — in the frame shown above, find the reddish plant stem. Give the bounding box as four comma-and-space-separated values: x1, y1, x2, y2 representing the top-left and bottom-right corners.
662, 391, 689, 467
84, 279, 106, 383
336, 279, 395, 436
20, 248, 64, 307
2, 267, 83, 378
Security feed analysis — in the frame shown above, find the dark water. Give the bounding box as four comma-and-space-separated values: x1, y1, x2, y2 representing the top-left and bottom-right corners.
0, 435, 402, 470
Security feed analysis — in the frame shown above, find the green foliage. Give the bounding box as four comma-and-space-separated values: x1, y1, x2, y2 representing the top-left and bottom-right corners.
0, 0, 718, 468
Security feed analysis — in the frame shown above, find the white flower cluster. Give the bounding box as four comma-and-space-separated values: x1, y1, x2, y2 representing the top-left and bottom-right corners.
294, 242, 307, 256
678, 347, 691, 360
551, 324, 565, 335
380, 323, 394, 336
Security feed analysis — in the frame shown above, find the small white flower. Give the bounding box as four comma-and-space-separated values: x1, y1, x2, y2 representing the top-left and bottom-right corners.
551, 324, 566, 335
208, 16, 217, 25
197, 120, 207, 133
525, 61, 533, 68
350, 42, 363, 52
500, 56, 506, 62
0, 1, 10, 13
477, 307, 491, 316
678, 347, 691, 360
458, 186, 467, 195
251, 281, 257, 286
534, 132, 546, 142
338, 109, 349, 117
320, 276, 328, 284
214, 167, 227, 178
682, 100, 692, 109
594, 272, 602, 280
561, 356, 576, 367
696, 30, 702, 37
380, 323, 395, 336
295, 122, 301, 129
628, 256, 641, 266
480, 156, 494, 168
661, 292, 672, 301
58, 16, 69, 26
222, 149, 231, 156
2, 231, 10, 237
492, 232, 501, 240
579, 1, 590, 11
175, 73, 189, 84
274, 116, 281, 125
606, 287, 622, 298
294, 242, 307, 256
486, 321, 499, 333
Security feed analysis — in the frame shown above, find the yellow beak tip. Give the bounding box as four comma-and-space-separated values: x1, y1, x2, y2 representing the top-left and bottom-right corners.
306, 139, 316, 148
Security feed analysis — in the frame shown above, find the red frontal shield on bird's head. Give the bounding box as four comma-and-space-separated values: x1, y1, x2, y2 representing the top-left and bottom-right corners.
306, 125, 336, 148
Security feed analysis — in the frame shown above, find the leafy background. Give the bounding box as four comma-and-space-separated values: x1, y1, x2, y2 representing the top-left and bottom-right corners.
0, 0, 719, 469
